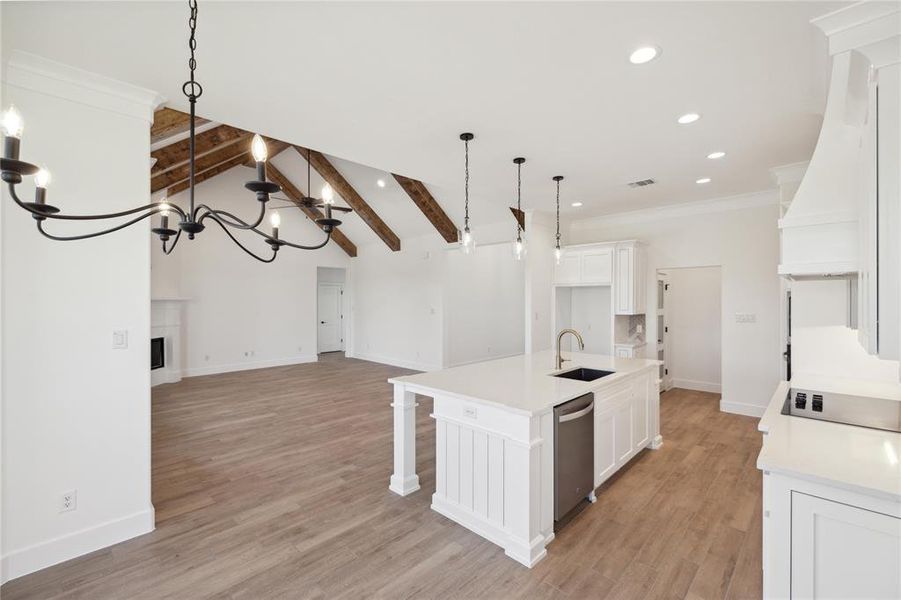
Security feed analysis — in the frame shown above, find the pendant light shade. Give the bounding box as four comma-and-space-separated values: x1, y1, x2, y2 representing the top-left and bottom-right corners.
459, 133, 475, 254
512, 157, 526, 261
553, 175, 564, 265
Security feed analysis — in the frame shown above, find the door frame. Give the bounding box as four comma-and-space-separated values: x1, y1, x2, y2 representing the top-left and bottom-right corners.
316, 282, 345, 354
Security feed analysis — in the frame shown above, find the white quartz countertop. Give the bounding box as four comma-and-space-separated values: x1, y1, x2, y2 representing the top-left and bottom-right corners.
388, 350, 660, 416
757, 381, 901, 501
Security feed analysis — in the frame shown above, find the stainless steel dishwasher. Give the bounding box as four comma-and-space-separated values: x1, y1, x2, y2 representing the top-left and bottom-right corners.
553, 393, 595, 525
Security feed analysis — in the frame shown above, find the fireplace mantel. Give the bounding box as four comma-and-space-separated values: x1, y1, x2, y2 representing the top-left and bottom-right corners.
151, 298, 188, 387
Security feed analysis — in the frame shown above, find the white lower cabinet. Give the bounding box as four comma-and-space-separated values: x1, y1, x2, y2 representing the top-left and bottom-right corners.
762, 471, 901, 599
791, 492, 900, 599
593, 373, 652, 488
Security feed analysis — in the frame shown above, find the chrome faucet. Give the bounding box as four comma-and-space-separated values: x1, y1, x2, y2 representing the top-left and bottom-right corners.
556, 328, 585, 370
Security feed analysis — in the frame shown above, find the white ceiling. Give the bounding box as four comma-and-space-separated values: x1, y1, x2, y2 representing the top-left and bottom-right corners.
2, 1, 845, 240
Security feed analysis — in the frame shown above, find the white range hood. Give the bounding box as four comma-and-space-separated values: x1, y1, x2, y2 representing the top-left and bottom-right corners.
778, 49, 870, 277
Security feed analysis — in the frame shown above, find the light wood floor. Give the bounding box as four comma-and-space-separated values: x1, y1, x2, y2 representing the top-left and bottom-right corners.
2, 354, 763, 599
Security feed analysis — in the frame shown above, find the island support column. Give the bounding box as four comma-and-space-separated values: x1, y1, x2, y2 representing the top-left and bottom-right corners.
389, 383, 420, 496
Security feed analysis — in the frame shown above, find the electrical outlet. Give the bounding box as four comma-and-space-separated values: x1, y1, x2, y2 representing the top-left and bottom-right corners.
464, 406, 478, 419
60, 489, 77, 513
735, 313, 757, 323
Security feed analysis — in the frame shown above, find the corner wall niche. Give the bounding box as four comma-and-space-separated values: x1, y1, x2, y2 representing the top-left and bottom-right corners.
151, 298, 188, 387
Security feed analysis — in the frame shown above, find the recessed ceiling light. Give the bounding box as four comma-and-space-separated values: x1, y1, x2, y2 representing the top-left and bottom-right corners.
696, 177, 711, 184
629, 46, 660, 65
678, 112, 700, 125
707, 151, 726, 159
377, 179, 386, 188
571, 202, 583, 207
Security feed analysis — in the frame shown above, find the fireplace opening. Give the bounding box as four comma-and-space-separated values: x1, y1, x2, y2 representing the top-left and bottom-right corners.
151, 337, 165, 370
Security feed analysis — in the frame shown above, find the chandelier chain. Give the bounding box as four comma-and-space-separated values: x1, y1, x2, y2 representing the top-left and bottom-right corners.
182, 0, 203, 99
516, 160, 522, 240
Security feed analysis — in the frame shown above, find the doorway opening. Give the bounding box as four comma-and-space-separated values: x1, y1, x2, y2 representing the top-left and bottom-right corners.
656, 266, 722, 395
317, 267, 346, 355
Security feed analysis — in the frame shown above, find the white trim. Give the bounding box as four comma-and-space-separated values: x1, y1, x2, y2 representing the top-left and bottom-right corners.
445, 352, 522, 368
182, 354, 318, 378
1, 507, 154, 584
720, 399, 767, 418
4, 50, 164, 123
672, 378, 722, 394
813, 2, 901, 66
352, 352, 441, 373
778, 210, 859, 228
570, 190, 778, 230
769, 161, 810, 186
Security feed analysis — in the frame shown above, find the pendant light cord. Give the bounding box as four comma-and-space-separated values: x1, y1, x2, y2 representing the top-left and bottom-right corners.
555, 178, 561, 248
516, 160, 522, 241
464, 137, 470, 230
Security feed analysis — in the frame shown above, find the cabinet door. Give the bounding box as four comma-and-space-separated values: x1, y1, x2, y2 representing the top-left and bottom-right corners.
594, 405, 616, 487
555, 253, 581, 285
581, 249, 612, 284
615, 246, 634, 314
632, 377, 649, 449
614, 398, 633, 466
791, 491, 901, 599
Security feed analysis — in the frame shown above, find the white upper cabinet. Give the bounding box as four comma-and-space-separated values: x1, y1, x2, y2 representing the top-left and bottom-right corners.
553, 244, 613, 286
614, 242, 646, 315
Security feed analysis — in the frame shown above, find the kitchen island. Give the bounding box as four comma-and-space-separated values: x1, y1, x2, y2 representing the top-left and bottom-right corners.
388, 350, 661, 567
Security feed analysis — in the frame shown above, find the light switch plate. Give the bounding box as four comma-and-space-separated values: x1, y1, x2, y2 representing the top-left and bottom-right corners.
112, 330, 128, 349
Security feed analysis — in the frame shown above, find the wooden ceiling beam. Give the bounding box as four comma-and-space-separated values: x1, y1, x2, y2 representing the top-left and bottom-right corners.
163, 140, 289, 197
392, 174, 459, 243
150, 107, 210, 144
152, 125, 247, 175
294, 146, 400, 252
264, 163, 357, 258
151, 134, 252, 193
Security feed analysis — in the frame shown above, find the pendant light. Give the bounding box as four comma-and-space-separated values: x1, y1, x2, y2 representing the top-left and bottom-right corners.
512, 157, 526, 261
553, 175, 564, 264
459, 132, 475, 254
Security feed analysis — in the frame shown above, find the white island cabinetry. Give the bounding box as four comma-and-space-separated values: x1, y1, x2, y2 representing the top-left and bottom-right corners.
388, 351, 661, 568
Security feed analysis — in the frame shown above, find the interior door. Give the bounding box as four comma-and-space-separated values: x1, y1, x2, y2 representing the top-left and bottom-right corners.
317, 283, 343, 353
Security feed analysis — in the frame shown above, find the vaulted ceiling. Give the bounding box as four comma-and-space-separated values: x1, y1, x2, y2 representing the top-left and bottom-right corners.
3, 1, 845, 237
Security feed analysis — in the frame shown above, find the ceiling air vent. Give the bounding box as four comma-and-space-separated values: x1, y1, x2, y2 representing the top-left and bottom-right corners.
627, 178, 656, 188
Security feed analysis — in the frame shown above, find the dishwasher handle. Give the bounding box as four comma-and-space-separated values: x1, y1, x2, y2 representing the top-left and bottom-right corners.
559, 401, 594, 423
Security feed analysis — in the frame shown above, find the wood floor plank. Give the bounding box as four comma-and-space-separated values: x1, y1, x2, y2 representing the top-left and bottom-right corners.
1, 355, 763, 599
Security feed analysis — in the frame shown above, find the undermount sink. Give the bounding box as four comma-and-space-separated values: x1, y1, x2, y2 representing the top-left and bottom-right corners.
553, 367, 615, 382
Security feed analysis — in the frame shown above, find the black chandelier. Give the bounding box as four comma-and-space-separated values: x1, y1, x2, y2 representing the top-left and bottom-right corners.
0, 0, 351, 263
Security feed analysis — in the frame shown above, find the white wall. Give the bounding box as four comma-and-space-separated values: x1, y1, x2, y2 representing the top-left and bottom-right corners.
1, 53, 160, 582
569, 287, 612, 355
151, 164, 351, 377
445, 242, 524, 366
569, 192, 782, 417
667, 266, 722, 393
351, 221, 526, 371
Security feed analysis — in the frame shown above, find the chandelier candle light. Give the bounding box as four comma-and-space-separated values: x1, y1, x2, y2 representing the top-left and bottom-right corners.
554, 175, 564, 264
0, 0, 352, 263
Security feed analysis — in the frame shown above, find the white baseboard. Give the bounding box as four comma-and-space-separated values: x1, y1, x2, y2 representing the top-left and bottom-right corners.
182, 354, 318, 378
1, 506, 155, 585
350, 352, 441, 373
673, 378, 722, 394
720, 399, 766, 418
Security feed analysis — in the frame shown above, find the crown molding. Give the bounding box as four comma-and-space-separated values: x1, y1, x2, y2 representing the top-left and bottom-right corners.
569, 189, 778, 231
813, 1, 901, 67
3, 50, 164, 123
770, 161, 810, 186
